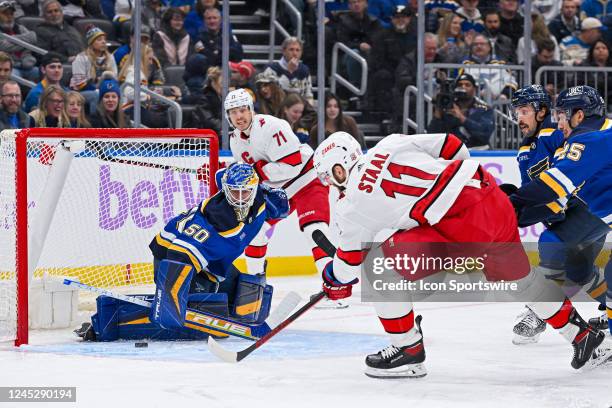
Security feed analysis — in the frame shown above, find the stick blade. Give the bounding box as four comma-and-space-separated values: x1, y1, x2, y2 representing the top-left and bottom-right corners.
207, 337, 239, 363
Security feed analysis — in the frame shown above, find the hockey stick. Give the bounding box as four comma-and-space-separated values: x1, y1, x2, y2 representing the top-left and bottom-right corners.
63, 279, 302, 341
207, 230, 336, 362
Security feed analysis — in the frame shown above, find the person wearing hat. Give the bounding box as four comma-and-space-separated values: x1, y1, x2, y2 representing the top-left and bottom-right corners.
368, 5, 416, 115
0, 0, 38, 82
367, 0, 411, 28
70, 25, 117, 114
428, 72, 495, 148
254, 70, 286, 116
35, 0, 85, 62
560, 17, 604, 65
113, 25, 152, 69
89, 71, 130, 128
229, 60, 256, 88
23, 52, 67, 113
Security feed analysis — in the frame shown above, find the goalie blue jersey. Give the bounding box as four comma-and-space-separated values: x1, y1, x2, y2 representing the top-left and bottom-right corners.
149, 188, 268, 281
516, 124, 565, 186
527, 119, 612, 225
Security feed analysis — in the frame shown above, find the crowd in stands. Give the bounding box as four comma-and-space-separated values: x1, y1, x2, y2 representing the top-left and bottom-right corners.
0, 0, 610, 150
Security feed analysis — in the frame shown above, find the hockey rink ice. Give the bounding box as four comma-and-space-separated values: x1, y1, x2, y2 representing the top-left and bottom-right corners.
1, 276, 612, 408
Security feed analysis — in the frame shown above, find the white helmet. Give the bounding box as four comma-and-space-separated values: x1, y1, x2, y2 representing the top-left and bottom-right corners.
224, 88, 254, 127
313, 131, 363, 189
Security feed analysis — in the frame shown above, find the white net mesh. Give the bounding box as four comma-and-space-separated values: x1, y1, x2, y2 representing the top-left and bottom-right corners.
0, 129, 216, 343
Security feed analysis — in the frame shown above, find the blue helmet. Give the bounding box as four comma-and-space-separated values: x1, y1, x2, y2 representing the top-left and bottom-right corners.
221, 162, 259, 221
511, 85, 551, 115
554, 85, 604, 119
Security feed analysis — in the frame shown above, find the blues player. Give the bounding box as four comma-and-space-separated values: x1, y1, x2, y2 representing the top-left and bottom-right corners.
77, 163, 290, 341
510, 86, 612, 365
509, 85, 608, 344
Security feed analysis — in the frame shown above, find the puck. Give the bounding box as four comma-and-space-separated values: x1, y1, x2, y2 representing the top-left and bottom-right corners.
135, 342, 148, 348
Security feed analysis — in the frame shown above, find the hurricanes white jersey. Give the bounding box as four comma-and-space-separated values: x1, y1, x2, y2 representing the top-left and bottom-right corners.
331, 133, 480, 283
230, 114, 316, 198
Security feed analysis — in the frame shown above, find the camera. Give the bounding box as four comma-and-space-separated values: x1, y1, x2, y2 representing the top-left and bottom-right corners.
435, 76, 455, 111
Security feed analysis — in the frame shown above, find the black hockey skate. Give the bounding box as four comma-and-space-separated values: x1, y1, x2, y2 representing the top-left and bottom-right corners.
513, 306, 546, 345
570, 310, 612, 370
365, 315, 426, 379
74, 322, 96, 341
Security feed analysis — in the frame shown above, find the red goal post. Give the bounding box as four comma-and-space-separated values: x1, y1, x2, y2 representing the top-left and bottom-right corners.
0, 128, 219, 346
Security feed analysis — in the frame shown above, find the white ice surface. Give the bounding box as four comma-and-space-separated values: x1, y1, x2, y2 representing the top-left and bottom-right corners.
1, 276, 612, 408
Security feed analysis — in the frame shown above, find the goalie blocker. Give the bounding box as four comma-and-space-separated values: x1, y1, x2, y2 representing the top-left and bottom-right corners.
87, 260, 273, 341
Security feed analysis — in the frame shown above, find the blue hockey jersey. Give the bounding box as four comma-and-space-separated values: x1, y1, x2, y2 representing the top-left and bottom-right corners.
515, 117, 612, 225
516, 123, 565, 186
149, 188, 270, 281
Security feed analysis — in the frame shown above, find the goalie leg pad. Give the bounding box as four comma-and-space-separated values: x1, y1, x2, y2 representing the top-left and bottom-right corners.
232, 273, 268, 323
150, 260, 194, 329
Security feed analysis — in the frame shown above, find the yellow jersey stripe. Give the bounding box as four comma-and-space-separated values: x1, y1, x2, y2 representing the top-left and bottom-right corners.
219, 222, 245, 237
546, 201, 563, 213
540, 172, 568, 198
168, 243, 203, 272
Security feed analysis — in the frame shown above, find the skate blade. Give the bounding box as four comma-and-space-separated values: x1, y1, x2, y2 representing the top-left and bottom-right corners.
364, 364, 427, 379
579, 343, 612, 372
512, 333, 541, 345
314, 299, 349, 309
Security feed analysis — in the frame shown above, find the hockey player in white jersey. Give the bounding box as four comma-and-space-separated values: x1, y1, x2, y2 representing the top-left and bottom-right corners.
313, 131, 612, 378
224, 89, 336, 301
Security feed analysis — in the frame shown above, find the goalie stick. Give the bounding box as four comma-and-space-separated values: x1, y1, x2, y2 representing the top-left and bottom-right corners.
63, 279, 301, 341
207, 230, 336, 362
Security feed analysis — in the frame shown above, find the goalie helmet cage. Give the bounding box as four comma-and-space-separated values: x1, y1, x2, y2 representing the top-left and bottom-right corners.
0, 128, 219, 346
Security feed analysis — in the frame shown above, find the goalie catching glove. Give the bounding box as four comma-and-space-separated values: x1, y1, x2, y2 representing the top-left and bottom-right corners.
322, 262, 358, 300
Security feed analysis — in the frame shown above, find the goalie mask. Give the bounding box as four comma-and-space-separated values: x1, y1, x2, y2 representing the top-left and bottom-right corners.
222, 163, 259, 221
224, 88, 255, 131
313, 131, 363, 189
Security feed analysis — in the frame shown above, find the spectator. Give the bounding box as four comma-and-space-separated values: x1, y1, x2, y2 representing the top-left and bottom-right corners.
229, 60, 256, 89
59, 0, 104, 24
424, 0, 459, 32
309, 92, 365, 149
181, 53, 209, 104
533, 0, 561, 24
113, 0, 135, 42
549, 0, 581, 43
335, 0, 383, 88
184, 0, 220, 40
580, 0, 612, 20
28, 84, 70, 127
114, 25, 152, 70
0, 80, 28, 129
70, 25, 118, 114
194, 7, 243, 66
517, 12, 560, 63
253, 71, 284, 116
277, 92, 314, 144
65, 91, 91, 128
455, 0, 485, 34
368, 5, 416, 114
24, 52, 65, 113
436, 12, 469, 63
395, 33, 439, 92
152, 8, 194, 68
428, 73, 494, 147
191, 66, 222, 135
497, 0, 524, 46
531, 38, 564, 90
368, 0, 407, 28
482, 10, 516, 63
0, 1, 37, 82
143, 0, 164, 32
118, 45, 164, 105
578, 40, 612, 109
560, 17, 603, 65
263, 37, 314, 105
35, 0, 85, 63
89, 72, 130, 127
461, 33, 518, 100
0, 50, 11, 85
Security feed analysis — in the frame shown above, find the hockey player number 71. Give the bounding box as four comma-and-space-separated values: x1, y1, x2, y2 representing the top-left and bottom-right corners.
273, 131, 288, 146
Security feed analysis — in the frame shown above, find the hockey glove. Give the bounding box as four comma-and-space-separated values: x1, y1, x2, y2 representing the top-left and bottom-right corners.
261, 186, 290, 219
322, 262, 358, 300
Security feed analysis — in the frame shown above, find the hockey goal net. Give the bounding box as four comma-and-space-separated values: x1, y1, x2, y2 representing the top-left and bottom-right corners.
0, 128, 219, 346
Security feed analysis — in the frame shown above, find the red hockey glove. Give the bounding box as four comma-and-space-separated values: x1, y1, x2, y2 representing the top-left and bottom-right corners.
322, 262, 358, 300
